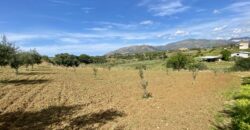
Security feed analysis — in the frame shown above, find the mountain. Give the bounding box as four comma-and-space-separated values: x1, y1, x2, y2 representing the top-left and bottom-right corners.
106, 39, 237, 55
229, 37, 250, 42
156, 39, 232, 50
106, 45, 158, 55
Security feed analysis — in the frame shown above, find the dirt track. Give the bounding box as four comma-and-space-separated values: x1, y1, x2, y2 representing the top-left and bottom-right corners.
0, 66, 240, 130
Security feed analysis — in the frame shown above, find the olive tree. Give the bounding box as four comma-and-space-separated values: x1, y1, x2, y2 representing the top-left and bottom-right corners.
9, 52, 24, 75
0, 35, 16, 67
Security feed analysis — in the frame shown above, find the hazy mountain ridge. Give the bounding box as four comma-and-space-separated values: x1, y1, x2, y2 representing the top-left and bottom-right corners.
106, 38, 242, 55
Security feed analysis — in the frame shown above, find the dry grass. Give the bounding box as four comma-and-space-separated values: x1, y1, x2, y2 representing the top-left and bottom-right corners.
0, 64, 241, 130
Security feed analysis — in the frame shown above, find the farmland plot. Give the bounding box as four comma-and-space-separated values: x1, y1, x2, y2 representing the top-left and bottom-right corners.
0, 65, 240, 130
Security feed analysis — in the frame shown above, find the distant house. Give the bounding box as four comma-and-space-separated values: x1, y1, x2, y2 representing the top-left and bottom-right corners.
239, 41, 249, 50
200, 55, 222, 62
231, 51, 250, 58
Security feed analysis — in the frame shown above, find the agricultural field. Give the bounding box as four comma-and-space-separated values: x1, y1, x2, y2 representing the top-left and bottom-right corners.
0, 64, 243, 130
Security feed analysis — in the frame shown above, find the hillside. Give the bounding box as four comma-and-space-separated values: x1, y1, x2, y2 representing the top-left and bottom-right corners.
106, 39, 235, 55
106, 45, 158, 55
156, 39, 232, 50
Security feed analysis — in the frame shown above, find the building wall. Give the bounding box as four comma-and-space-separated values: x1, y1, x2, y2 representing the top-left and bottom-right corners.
239, 42, 249, 49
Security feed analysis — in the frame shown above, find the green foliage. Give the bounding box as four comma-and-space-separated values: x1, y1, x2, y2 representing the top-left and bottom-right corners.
0, 35, 16, 66
188, 62, 208, 71
9, 52, 24, 74
135, 64, 147, 70
218, 78, 250, 130
21, 49, 42, 69
221, 50, 231, 61
42, 55, 54, 64
233, 58, 250, 71
78, 54, 93, 64
167, 53, 191, 71
92, 56, 107, 64
229, 84, 250, 130
53, 53, 80, 67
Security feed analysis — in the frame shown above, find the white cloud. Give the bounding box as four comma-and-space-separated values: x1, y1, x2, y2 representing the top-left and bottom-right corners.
140, 20, 154, 25
139, 0, 189, 16
174, 30, 189, 36
213, 25, 227, 32
149, 1, 189, 16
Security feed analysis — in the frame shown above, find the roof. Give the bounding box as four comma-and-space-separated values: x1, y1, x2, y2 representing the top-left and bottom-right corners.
200, 55, 221, 59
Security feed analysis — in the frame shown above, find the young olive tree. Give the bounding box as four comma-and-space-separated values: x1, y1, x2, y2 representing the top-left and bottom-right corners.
9, 52, 24, 75
138, 68, 151, 98
21, 49, 42, 70
188, 62, 207, 81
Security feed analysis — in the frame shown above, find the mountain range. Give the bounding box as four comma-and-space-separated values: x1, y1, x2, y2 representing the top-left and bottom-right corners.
106, 37, 250, 55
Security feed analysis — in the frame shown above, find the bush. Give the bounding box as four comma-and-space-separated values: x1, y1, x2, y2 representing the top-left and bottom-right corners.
78, 54, 93, 64
53, 53, 80, 67
167, 53, 191, 71
221, 50, 231, 61
230, 84, 250, 130
233, 58, 250, 71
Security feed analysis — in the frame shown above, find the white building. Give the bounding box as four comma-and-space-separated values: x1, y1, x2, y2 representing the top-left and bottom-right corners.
231, 51, 250, 58
239, 42, 249, 50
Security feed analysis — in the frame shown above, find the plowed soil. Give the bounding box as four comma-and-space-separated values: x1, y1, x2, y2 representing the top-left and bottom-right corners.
0, 65, 240, 130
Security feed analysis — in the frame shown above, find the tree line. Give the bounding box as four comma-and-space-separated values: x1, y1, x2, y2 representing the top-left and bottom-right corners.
0, 36, 107, 74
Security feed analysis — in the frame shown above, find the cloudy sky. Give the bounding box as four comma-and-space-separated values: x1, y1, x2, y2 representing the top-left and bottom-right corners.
0, 0, 250, 56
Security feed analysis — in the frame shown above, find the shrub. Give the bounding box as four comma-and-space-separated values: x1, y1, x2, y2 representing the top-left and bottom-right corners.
78, 54, 93, 64
221, 50, 231, 61
167, 53, 191, 71
233, 58, 250, 71
53, 53, 80, 68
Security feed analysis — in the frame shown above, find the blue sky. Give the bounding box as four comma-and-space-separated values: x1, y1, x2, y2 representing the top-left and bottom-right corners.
0, 0, 250, 56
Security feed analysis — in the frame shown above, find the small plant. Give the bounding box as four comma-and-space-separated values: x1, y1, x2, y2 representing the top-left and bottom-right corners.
93, 67, 98, 78
138, 69, 152, 98
139, 69, 144, 79
188, 62, 207, 81
141, 80, 152, 98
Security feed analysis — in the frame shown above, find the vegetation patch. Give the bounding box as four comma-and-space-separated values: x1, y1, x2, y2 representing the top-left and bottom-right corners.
214, 77, 250, 130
